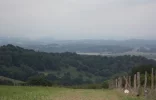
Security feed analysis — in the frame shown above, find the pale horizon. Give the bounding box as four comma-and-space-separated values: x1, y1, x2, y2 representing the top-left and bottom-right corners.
0, 0, 156, 40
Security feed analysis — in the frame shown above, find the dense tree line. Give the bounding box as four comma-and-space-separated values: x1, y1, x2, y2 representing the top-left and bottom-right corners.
0, 44, 156, 86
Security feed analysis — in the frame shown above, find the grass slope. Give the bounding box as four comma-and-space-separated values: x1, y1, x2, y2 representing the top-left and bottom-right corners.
0, 85, 143, 100
0, 76, 24, 84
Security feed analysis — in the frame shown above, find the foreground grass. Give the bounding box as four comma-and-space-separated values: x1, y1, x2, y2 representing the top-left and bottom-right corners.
0, 85, 143, 100
0, 85, 65, 100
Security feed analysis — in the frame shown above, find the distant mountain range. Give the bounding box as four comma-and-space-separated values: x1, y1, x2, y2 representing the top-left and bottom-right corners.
1, 37, 156, 54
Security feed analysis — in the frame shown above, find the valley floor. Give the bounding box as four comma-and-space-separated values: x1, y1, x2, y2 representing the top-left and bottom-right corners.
0, 86, 143, 100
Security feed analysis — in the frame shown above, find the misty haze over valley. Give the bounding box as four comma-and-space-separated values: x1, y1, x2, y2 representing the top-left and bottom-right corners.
1, 37, 156, 60
0, 0, 156, 59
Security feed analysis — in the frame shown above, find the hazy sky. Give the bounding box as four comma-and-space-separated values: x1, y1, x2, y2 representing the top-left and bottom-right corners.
0, 0, 156, 40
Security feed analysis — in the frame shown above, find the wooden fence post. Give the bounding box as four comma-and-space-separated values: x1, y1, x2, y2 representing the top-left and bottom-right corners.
137, 72, 140, 96
129, 76, 131, 89
118, 77, 120, 88
121, 77, 123, 88
144, 71, 147, 90
155, 70, 156, 89
151, 68, 154, 90
134, 74, 137, 91
116, 78, 118, 88
124, 76, 128, 89
119, 77, 122, 89
144, 71, 148, 98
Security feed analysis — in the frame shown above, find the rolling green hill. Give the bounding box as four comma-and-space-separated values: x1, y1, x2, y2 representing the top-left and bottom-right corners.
0, 44, 156, 85
0, 76, 24, 85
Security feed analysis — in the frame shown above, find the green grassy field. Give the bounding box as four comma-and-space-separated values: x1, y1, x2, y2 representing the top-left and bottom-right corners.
0, 85, 143, 100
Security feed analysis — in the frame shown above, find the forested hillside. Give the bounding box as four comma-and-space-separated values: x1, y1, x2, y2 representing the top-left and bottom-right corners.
0, 44, 156, 85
